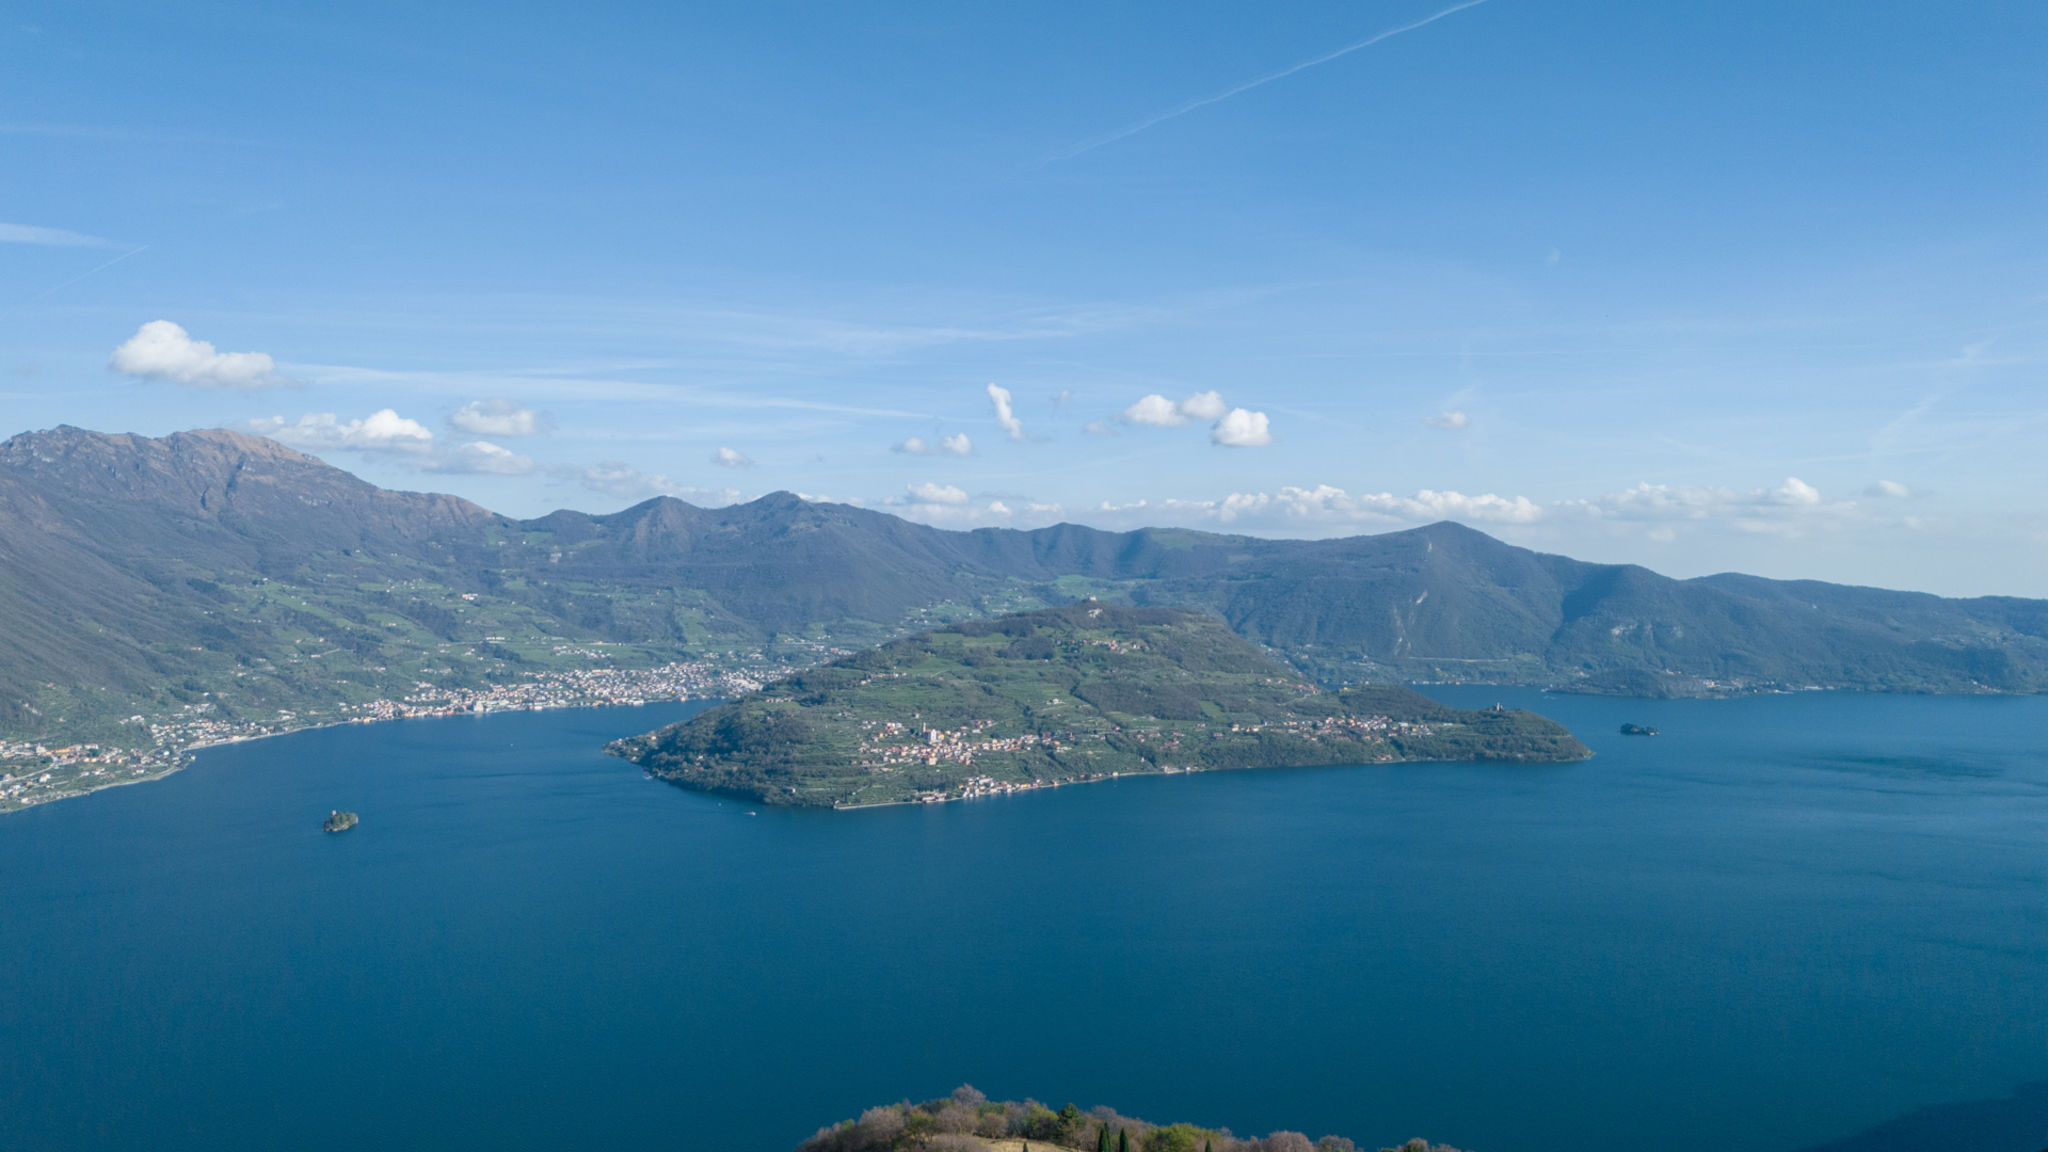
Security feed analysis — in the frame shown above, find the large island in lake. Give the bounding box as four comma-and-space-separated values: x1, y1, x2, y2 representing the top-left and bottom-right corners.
611, 603, 1590, 808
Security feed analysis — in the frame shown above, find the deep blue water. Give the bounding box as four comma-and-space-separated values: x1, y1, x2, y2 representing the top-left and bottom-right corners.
2, 689, 2046, 1152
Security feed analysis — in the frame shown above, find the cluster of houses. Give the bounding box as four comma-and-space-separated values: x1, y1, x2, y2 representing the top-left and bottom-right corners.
2, 740, 168, 810
1226, 714, 1428, 738
855, 718, 1066, 770
2, 659, 797, 813
344, 661, 772, 723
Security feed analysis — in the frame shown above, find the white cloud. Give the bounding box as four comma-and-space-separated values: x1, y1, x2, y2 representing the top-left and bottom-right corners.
449, 398, 549, 437
248, 409, 435, 453
250, 408, 548, 475
110, 320, 287, 390
1082, 420, 1115, 436
1426, 410, 1470, 430
574, 462, 739, 505
1119, 390, 1228, 427
579, 463, 673, 498
892, 495, 1022, 527
1120, 394, 1186, 427
712, 446, 754, 468
1179, 390, 1227, 421
1203, 485, 1544, 525
1211, 408, 1274, 447
0, 222, 112, 247
1771, 477, 1821, 506
987, 383, 1025, 441
429, 440, 537, 475
906, 481, 970, 505
1568, 478, 1849, 533
966, 474, 1852, 537
1866, 480, 1912, 499
893, 433, 973, 456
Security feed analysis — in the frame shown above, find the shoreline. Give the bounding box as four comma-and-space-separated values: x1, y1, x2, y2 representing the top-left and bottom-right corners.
12, 679, 2009, 817
1, 694, 725, 817
829, 770, 1135, 810
755, 746, 1586, 813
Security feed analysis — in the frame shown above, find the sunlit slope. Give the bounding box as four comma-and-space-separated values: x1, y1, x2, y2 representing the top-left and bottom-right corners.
612, 603, 1590, 807
5, 425, 2047, 751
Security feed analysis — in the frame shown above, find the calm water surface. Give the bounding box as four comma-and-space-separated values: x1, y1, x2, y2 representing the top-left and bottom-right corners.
2, 689, 2045, 1152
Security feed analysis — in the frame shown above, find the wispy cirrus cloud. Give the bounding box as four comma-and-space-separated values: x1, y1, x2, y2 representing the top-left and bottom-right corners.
0, 221, 114, 247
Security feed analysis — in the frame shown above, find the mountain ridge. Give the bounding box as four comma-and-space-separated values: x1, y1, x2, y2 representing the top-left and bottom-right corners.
3, 425, 2045, 762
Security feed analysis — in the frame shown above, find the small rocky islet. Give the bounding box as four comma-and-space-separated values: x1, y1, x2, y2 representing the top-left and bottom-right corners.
796, 1087, 1468, 1152
322, 809, 359, 833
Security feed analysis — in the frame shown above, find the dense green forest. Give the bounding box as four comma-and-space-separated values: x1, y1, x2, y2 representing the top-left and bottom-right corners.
612, 603, 1589, 807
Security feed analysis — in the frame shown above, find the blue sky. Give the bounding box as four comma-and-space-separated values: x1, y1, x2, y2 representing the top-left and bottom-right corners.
4, 0, 2046, 595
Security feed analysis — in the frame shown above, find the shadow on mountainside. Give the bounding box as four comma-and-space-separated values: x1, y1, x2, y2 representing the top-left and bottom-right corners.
1791, 1081, 2048, 1152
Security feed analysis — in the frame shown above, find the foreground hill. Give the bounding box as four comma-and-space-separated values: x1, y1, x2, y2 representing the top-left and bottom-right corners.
611, 604, 1589, 807
5, 425, 2047, 807
796, 1087, 1467, 1152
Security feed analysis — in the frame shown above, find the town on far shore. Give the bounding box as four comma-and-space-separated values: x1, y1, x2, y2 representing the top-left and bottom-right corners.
0, 660, 780, 814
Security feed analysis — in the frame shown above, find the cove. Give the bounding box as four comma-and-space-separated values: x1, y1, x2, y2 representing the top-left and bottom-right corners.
2, 689, 2045, 1152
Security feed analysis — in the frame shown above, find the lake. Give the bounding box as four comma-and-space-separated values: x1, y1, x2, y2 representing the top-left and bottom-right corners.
2, 688, 2045, 1152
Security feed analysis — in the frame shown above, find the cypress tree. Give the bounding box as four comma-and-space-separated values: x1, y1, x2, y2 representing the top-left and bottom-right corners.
1097, 1125, 1111, 1152
1118, 1129, 1130, 1152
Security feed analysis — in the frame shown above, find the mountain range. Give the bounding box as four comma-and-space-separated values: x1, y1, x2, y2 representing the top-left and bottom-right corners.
4, 424, 2045, 747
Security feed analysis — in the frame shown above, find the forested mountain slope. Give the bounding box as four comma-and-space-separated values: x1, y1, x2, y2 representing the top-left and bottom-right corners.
4, 425, 2044, 751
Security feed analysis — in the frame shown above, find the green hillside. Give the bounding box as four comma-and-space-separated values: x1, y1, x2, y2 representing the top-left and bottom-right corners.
611, 603, 1589, 807
6, 424, 2048, 811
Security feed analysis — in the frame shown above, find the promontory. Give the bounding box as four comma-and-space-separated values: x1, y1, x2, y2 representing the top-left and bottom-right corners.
610, 603, 1590, 808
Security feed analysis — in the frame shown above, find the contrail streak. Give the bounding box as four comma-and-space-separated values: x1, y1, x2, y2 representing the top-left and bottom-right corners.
1051, 0, 1491, 161
34, 244, 150, 298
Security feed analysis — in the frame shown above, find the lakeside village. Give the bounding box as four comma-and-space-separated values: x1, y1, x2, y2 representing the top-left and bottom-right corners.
845, 710, 1438, 805
0, 660, 784, 814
